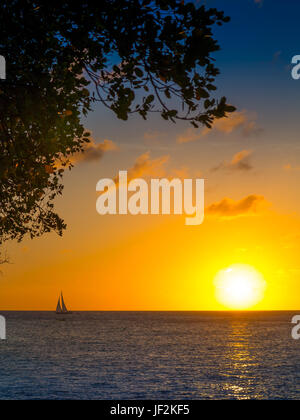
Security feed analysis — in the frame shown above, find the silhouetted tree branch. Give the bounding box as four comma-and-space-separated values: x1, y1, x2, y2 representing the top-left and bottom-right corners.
0, 0, 235, 248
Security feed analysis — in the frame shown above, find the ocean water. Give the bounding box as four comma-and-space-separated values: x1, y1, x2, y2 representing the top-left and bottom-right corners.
0, 311, 299, 400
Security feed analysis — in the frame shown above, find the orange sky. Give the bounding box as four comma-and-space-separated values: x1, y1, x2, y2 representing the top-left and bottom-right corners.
2, 141, 300, 310
2, 0, 300, 310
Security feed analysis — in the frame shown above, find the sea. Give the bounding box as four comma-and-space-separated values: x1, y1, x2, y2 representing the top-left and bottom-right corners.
0, 311, 299, 400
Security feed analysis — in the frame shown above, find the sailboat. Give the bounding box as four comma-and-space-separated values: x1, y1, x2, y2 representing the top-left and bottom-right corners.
56, 292, 71, 314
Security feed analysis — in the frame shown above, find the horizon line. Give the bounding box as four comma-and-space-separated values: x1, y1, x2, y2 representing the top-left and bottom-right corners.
0, 309, 299, 312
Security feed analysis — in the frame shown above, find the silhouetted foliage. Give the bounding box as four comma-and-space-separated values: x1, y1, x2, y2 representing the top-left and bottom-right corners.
0, 0, 235, 246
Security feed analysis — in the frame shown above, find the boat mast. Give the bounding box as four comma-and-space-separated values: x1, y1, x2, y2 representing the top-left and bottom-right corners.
56, 296, 62, 313
60, 292, 68, 313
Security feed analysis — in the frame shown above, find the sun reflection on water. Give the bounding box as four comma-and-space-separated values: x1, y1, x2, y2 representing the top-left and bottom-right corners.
221, 320, 261, 399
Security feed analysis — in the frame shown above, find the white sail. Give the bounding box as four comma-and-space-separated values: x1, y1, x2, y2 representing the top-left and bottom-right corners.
60, 292, 68, 313
56, 297, 62, 313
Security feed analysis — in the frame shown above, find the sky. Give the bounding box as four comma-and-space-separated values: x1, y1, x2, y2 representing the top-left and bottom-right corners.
2, 0, 300, 310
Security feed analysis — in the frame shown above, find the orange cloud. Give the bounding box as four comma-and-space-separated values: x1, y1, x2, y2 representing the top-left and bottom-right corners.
283, 163, 300, 172
169, 166, 191, 180
206, 194, 269, 218
176, 128, 202, 144
212, 150, 253, 172
71, 139, 118, 164
177, 111, 262, 143
56, 138, 118, 169
57, 138, 118, 170
114, 151, 170, 186
168, 167, 203, 180
202, 112, 247, 136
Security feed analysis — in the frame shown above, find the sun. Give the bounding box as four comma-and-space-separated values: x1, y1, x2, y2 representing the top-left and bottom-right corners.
214, 264, 266, 309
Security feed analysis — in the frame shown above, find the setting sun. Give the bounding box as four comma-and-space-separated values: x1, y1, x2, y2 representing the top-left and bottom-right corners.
214, 264, 266, 309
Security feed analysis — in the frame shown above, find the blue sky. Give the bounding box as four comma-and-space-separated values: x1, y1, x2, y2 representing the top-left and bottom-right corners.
205, 0, 300, 122
83, 0, 300, 145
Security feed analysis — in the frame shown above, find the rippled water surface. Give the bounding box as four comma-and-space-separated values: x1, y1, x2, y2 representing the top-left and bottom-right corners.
0, 311, 299, 399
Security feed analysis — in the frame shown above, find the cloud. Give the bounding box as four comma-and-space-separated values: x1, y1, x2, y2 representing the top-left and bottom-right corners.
176, 128, 202, 144
177, 111, 262, 144
206, 194, 268, 218
169, 166, 191, 180
283, 163, 300, 172
202, 112, 248, 136
202, 112, 263, 137
167, 166, 203, 180
63, 139, 118, 166
114, 151, 170, 186
212, 150, 253, 172
111, 154, 204, 190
